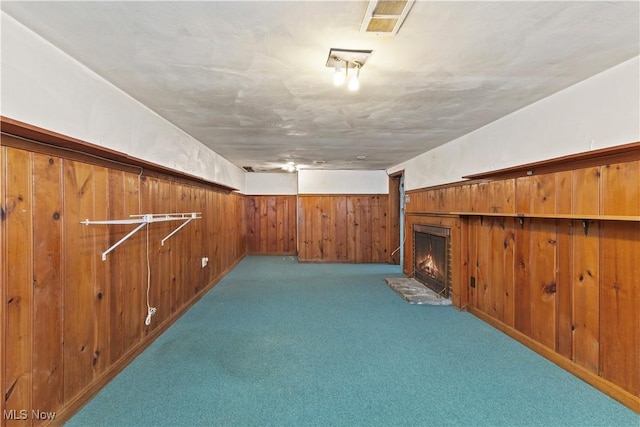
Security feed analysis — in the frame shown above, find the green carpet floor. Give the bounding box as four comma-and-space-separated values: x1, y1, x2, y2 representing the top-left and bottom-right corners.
67, 256, 638, 426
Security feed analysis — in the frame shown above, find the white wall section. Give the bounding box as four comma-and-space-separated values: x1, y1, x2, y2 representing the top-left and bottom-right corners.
389, 56, 640, 191
245, 173, 298, 195
0, 13, 245, 192
298, 170, 388, 194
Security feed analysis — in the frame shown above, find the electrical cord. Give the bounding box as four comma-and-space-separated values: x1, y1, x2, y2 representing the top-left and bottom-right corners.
144, 223, 156, 326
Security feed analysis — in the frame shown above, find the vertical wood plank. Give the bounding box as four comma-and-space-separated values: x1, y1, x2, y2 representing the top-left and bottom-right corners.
92, 166, 109, 376
601, 161, 640, 216
287, 196, 297, 254
555, 219, 573, 360
531, 174, 556, 214
571, 221, 599, 372
311, 197, 323, 260
4, 148, 33, 427
555, 171, 572, 215
599, 160, 639, 395
334, 196, 348, 261
321, 196, 334, 261
476, 217, 491, 314
528, 219, 557, 350
346, 197, 356, 261
63, 160, 94, 402
296, 197, 306, 260
107, 170, 125, 365
514, 177, 532, 334
245, 197, 257, 252
468, 217, 479, 308
123, 172, 142, 350
572, 167, 601, 215
0, 146, 5, 426
259, 196, 268, 253
503, 219, 516, 327
276, 196, 285, 253
156, 179, 173, 326
31, 153, 64, 419
599, 224, 640, 394
267, 196, 278, 253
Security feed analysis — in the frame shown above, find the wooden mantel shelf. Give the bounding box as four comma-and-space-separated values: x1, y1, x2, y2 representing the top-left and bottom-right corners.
451, 212, 640, 222
407, 211, 640, 222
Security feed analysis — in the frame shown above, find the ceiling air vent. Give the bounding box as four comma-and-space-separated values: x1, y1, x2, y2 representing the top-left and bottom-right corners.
360, 0, 415, 36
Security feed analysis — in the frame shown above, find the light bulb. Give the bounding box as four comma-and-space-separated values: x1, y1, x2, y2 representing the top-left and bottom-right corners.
333, 62, 345, 86
333, 68, 345, 86
348, 75, 360, 91
348, 66, 360, 92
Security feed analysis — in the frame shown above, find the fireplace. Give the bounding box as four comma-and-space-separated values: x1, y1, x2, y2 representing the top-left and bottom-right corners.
413, 224, 451, 298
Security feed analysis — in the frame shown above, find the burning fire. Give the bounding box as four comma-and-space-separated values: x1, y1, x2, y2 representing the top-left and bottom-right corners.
418, 253, 439, 277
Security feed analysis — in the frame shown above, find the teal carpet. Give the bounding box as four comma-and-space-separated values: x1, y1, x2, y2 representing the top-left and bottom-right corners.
67, 256, 638, 426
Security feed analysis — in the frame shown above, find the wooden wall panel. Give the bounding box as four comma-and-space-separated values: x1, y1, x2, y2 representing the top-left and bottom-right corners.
245, 195, 297, 255
528, 219, 558, 350
92, 166, 110, 376
0, 147, 5, 426
1, 137, 247, 426
123, 173, 143, 350
62, 160, 96, 402
4, 148, 33, 427
572, 167, 600, 215
298, 195, 388, 263
555, 219, 573, 360
571, 223, 599, 373
405, 149, 639, 407
107, 170, 126, 365
531, 174, 556, 214
599, 221, 640, 396
31, 153, 64, 419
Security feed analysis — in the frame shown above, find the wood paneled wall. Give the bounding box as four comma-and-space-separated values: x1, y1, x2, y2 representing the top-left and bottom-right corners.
245, 195, 297, 255
404, 153, 640, 409
297, 195, 389, 262
1, 139, 246, 426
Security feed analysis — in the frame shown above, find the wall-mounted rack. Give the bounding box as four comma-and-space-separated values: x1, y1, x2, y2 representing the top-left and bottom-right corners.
81, 212, 201, 260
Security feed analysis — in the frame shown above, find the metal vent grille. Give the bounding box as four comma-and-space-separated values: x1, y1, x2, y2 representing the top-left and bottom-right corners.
360, 0, 415, 36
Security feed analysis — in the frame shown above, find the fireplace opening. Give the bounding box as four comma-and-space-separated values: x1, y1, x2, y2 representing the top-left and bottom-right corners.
413, 224, 451, 298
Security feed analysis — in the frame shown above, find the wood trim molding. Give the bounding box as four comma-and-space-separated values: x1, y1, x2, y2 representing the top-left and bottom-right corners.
297, 193, 389, 197
1, 116, 238, 193
452, 212, 639, 222
462, 141, 640, 181
468, 306, 640, 413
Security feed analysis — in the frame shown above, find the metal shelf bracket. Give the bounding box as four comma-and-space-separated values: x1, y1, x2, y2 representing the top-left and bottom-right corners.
81, 212, 201, 260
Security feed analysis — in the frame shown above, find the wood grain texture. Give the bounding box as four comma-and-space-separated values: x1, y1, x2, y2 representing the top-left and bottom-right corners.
0, 146, 5, 427
571, 221, 599, 373
298, 195, 388, 263
31, 153, 64, 420
4, 148, 33, 427
406, 154, 639, 406
599, 221, 640, 396
1, 139, 247, 426
245, 196, 297, 255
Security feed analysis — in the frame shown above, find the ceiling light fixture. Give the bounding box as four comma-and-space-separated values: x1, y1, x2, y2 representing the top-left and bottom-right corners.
326, 48, 372, 92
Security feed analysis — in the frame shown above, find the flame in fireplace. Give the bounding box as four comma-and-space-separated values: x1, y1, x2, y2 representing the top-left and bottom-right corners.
418, 253, 439, 277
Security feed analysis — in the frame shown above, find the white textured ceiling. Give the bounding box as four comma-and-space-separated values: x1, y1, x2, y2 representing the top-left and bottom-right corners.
2, 1, 639, 172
